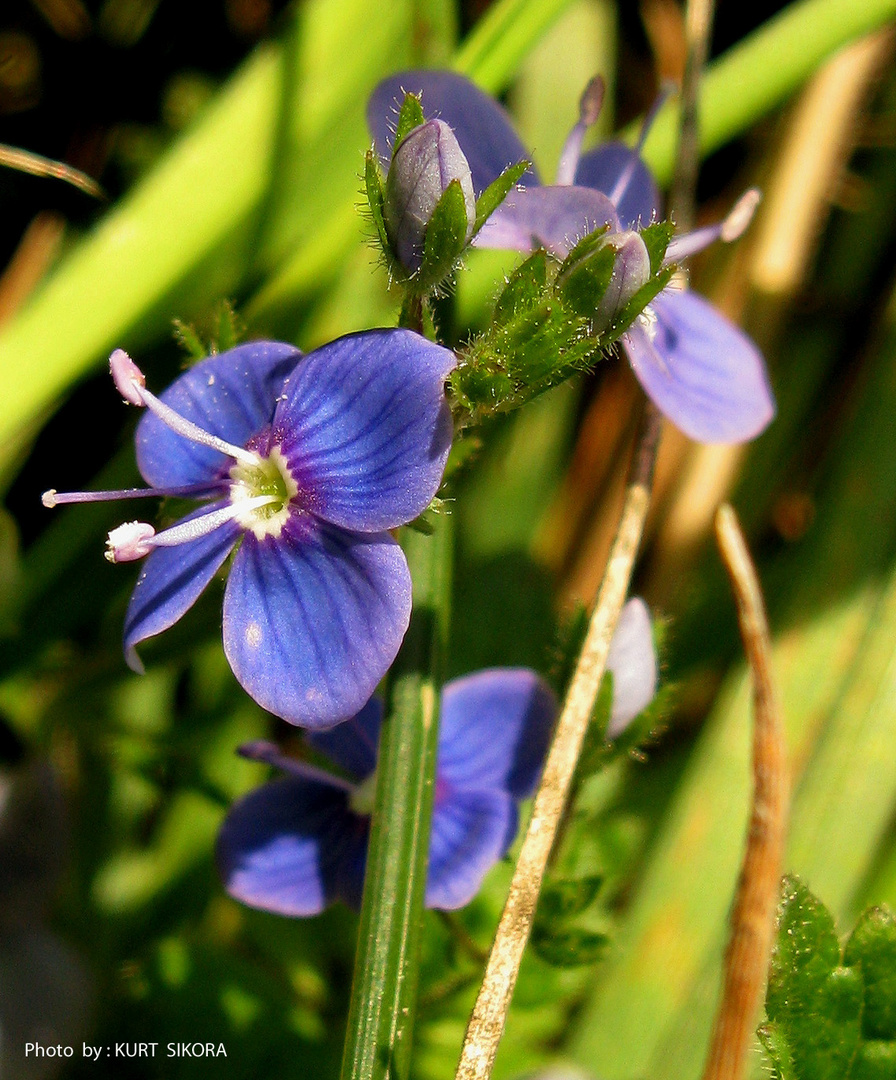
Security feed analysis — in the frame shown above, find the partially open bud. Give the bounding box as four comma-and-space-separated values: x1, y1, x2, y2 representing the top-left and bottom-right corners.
558, 228, 651, 333
383, 118, 476, 275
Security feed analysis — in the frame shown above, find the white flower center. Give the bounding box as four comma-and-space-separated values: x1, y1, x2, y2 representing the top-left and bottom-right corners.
229, 446, 299, 539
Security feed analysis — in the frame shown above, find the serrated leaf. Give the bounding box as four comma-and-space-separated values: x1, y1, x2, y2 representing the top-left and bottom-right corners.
473, 159, 529, 233
418, 178, 471, 288
537, 876, 603, 924
764, 877, 872, 1080
843, 906, 896, 1041
393, 92, 426, 152
530, 926, 608, 968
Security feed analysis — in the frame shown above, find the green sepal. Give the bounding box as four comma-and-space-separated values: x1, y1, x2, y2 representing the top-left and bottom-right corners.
598, 264, 675, 349
364, 150, 391, 255
639, 219, 675, 274
530, 926, 608, 968
417, 178, 473, 291
212, 299, 243, 353
172, 318, 207, 362
492, 250, 548, 327
556, 242, 617, 320
393, 92, 426, 155
843, 906, 896, 1041
473, 159, 530, 234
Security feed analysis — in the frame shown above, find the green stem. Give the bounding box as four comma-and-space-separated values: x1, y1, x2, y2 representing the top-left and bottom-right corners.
636, 0, 896, 186
340, 518, 453, 1080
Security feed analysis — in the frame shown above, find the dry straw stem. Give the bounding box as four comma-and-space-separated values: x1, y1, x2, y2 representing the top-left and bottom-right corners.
454, 403, 662, 1080
701, 505, 789, 1080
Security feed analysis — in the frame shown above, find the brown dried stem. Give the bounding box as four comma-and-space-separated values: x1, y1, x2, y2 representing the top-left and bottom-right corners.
454, 402, 662, 1080
701, 504, 789, 1080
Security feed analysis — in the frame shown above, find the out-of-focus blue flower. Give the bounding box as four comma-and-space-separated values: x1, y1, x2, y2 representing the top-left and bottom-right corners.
216, 600, 657, 916
44, 332, 455, 729
383, 117, 476, 273
217, 669, 556, 914
369, 72, 775, 444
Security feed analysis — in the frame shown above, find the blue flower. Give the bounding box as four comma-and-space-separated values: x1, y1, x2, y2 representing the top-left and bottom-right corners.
215, 599, 657, 916
369, 72, 775, 444
44, 331, 456, 729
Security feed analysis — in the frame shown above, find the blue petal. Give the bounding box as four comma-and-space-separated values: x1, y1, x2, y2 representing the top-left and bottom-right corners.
308, 697, 382, 782
606, 598, 658, 739
216, 775, 368, 915
623, 289, 776, 444
475, 186, 619, 258
123, 503, 240, 671
272, 329, 455, 532
136, 341, 301, 489
436, 669, 556, 800
426, 788, 517, 910
574, 143, 661, 226
368, 70, 538, 194
222, 516, 412, 729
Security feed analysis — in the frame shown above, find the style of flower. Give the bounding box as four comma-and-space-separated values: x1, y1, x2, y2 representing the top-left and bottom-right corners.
215, 598, 657, 916
368, 72, 775, 444
43, 332, 456, 729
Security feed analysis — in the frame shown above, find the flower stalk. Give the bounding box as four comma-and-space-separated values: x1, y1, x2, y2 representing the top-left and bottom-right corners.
454, 401, 662, 1080
340, 516, 453, 1080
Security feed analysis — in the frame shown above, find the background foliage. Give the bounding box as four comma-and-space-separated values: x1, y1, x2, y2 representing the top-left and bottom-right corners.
1, 1, 895, 1078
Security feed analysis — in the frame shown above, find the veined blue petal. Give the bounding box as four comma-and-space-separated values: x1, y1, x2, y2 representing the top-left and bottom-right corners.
436, 669, 556, 800
123, 503, 240, 671
136, 341, 301, 488
272, 330, 455, 532
368, 70, 538, 195
475, 186, 619, 258
574, 143, 661, 226
216, 775, 367, 916
623, 289, 776, 444
222, 517, 411, 729
308, 697, 382, 782
606, 597, 658, 739
426, 788, 517, 910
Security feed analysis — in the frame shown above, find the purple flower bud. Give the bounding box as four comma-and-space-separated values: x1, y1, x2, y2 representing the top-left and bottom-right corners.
592, 230, 651, 328
383, 119, 476, 273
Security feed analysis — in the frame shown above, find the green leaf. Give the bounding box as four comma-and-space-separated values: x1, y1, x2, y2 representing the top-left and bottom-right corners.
473, 159, 530, 233
530, 926, 608, 968
537, 876, 604, 924
212, 299, 244, 353
557, 243, 617, 320
393, 92, 426, 152
599, 265, 675, 349
763, 878, 896, 1080
172, 319, 207, 362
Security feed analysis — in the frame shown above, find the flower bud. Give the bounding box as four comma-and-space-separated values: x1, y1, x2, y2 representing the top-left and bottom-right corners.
383, 119, 476, 274
558, 228, 651, 333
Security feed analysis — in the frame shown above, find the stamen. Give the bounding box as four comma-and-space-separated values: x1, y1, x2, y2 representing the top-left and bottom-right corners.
556, 75, 605, 186
110, 349, 146, 406
608, 83, 675, 208
42, 482, 217, 509
664, 188, 762, 265
238, 741, 356, 794
103, 495, 276, 563
108, 348, 259, 468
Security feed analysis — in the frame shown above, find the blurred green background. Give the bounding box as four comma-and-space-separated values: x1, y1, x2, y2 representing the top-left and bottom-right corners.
1, 1, 895, 1078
